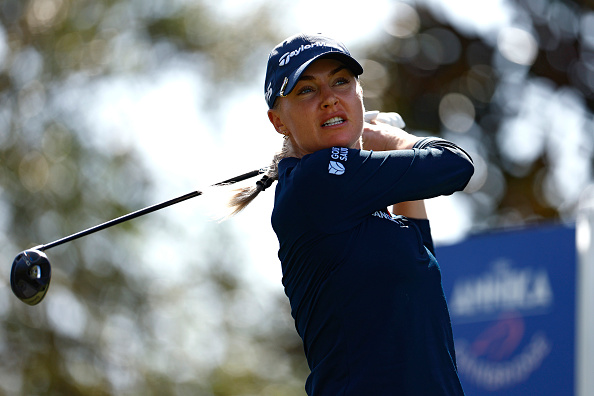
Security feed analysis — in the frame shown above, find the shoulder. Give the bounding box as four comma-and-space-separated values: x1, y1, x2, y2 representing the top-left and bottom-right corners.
279, 147, 373, 179
275, 147, 364, 207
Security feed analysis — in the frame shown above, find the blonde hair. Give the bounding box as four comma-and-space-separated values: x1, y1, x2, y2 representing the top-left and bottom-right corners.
225, 137, 294, 217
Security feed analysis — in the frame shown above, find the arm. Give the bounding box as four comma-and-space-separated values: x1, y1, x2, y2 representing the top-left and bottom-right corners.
392, 201, 427, 220
296, 125, 474, 234
361, 120, 420, 151
363, 120, 428, 219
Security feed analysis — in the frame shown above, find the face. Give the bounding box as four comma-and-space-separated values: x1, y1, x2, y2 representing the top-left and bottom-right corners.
268, 58, 365, 157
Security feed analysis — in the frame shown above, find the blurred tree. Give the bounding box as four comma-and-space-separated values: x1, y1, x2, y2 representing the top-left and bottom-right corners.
5, 0, 591, 394
0, 0, 307, 395
362, 0, 594, 232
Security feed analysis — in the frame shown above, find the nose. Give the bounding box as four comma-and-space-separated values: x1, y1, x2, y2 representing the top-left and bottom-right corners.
320, 85, 339, 109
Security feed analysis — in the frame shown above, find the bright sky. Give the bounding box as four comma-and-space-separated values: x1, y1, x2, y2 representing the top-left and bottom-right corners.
212, 0, 512, 43
82, 0, 515, 290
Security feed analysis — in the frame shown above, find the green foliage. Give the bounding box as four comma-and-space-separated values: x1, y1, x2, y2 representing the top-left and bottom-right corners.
2, 0, 592, 394
363, 0, 594, 230
0, 0, 305, 395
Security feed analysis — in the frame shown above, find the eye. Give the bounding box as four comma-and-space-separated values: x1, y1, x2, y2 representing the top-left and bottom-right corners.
334, 77, 351, 86
296, 85, 315, 95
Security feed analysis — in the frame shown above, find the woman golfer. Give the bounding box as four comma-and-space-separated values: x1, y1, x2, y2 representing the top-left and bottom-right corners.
229, 33, 473, 395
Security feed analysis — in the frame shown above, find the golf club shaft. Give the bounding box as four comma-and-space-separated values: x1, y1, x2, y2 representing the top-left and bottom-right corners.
37, 169, 263, 252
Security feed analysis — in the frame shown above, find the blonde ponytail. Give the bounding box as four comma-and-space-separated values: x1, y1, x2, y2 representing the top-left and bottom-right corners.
226, 138, 294, 217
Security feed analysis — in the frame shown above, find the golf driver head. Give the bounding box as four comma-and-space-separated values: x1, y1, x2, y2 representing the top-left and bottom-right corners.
10, 249, 51, 306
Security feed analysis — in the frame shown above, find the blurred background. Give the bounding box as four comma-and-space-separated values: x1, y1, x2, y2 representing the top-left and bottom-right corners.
0, 0, 592, 394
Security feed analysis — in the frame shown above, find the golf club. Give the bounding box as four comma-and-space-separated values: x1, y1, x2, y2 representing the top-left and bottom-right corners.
10, 169, 264, 306
11, 111, 405, 306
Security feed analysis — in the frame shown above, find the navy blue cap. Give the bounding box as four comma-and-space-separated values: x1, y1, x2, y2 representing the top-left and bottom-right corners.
264, 33, 364, 109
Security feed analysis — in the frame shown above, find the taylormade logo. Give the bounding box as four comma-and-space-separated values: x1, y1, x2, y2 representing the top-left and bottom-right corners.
265, 81, 273, 104
279, 42, 328, 66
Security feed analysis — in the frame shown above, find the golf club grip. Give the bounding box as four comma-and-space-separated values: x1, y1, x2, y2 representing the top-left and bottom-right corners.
39, 169, 263, 251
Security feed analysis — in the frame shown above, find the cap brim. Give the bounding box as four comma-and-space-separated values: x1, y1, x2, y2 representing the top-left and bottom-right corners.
282, 52, 363, 97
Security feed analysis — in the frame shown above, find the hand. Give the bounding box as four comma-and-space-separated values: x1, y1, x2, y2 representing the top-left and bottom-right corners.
362, 120, 420, 151
364, 111, 405, 128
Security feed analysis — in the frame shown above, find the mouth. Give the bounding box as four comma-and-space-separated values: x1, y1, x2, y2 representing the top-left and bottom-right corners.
322, 116, 346, 127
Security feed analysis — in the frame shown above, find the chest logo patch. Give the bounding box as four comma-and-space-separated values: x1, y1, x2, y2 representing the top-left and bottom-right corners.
328, 161, 345, 175
328, 147, 348, 175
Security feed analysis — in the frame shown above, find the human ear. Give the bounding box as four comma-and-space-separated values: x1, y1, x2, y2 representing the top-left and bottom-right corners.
356, 80, 364, 100
268, 109, 288, 136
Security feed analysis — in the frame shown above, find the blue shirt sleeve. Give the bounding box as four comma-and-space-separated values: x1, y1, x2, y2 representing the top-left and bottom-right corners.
282, 142, 473, 234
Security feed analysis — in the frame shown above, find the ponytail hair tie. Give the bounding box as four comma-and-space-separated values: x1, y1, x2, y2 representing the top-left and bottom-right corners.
256, 175, 274, 191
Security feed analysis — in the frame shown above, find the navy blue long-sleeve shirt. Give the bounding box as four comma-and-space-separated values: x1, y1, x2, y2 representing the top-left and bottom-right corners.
271, 138, 474, 395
